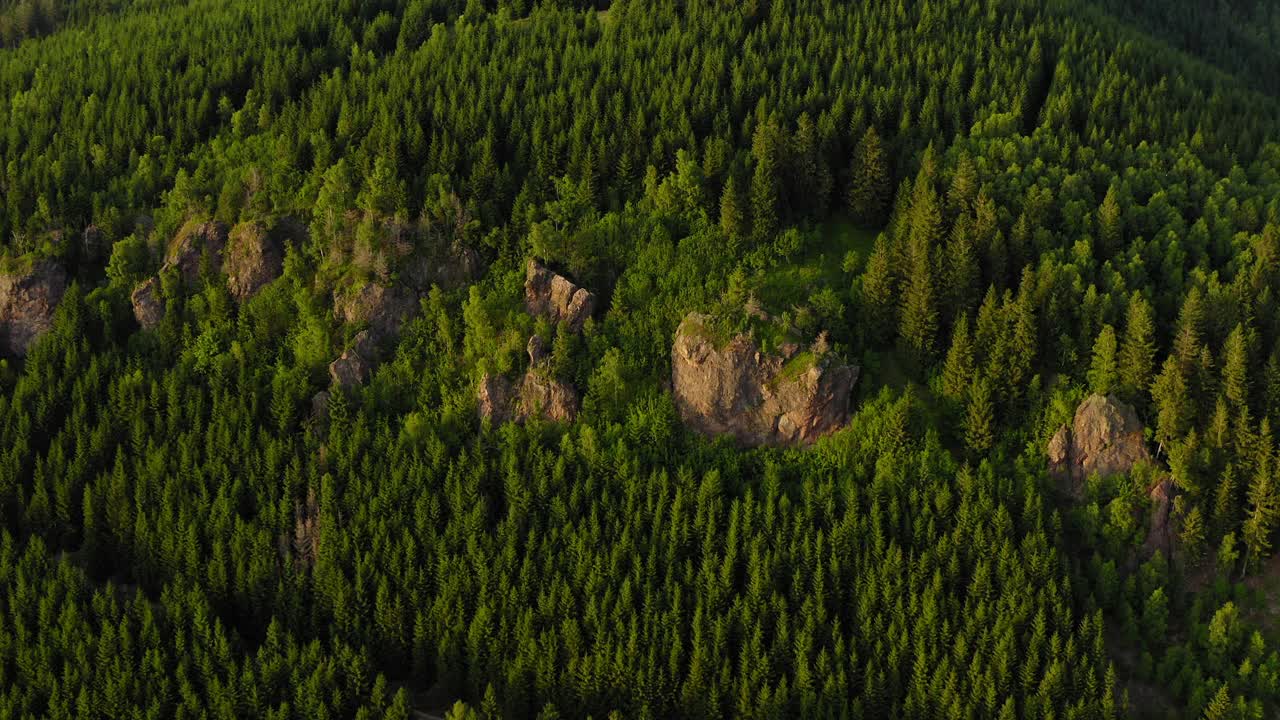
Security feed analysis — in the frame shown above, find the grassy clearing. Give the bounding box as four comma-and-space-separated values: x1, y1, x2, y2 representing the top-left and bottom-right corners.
756, 217, 877, 309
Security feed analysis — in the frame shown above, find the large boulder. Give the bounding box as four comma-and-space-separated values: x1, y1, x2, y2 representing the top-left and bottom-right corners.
333, 281, 417, 340
1047, 393, 1152, 497
328, 330, 377, 388
224, 221, 283, 302
403, 241, 482, 293
525, 259, 595, 331
0, 258, 67, 356
130, 276, 165, 330
165, 220, 228, 283
671, 312, 858, 447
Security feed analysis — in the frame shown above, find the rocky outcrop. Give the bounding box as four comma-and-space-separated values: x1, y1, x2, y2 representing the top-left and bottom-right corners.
334, 281, 417, 340
671, 312, 858, 447
329, 330, 377, 387
478, 373, 517, 424
1047, 393, 1152, 497
0, 259, 67, 356
1145, 477, 1177, 556
130, 277, 165, 330
525, 259, 595, 331
477, 336, 580, 425
224, 221, 283, 302
165, 220, 228, 283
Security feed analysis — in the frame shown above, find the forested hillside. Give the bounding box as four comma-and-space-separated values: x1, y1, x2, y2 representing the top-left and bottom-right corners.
2, 0, 1280, 718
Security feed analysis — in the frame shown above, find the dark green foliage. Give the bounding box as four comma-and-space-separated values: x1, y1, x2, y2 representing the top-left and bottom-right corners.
3, 0, 1280, 717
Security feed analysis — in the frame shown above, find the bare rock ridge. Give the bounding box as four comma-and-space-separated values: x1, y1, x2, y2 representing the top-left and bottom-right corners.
166, 220, 228, 283
130, 277, 164, 331
133, 219, 288, 328
525, 259, 595, 332
224, 221, 284, 302
476, 337, 580, 425
333, 281, 417, 341
1047, 393, 1178, 556
671, 312, 858, 447
477, 264, 591, 425
329, 330, 377, 387
0, 258, 68, 357
1047, 393, 1152, 497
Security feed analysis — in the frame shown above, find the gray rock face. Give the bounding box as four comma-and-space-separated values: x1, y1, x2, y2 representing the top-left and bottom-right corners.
224, 221, 283, 302
671, 312, 858, 447
329, 330, 378, 388
0, 259, 67, 356
1047, 393, 1152, 497
165, 220, 228, 283
334, 281, 417, 340
1145, 477, 1177, 556
477, 367, 580, 425
525, 259, 595, 331
130, 277, 165, 330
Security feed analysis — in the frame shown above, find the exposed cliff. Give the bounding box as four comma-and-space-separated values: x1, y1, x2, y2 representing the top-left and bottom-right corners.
525, 259, 595, 331
1047, 393, 1152, 497
223, 221, 283, 302
671, 312, 857, 447
0, 258, 67, 356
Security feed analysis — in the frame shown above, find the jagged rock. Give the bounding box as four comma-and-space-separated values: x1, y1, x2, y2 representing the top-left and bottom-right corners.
477, 373, 517, 425
527, 334, 549, 367
518, 370, 580, 423
333, 281, 417, 340
224, 221, 283, 302
477, 363, 580, 425
671, 312, 858, 447
328, 330, 377, 388
1145, 477, 1177, 556
525, 259, 595, 331
0, 258, 67, 357
130, 277, 165, 330
1047, 393, 1152, 497
165, 220, 228, 283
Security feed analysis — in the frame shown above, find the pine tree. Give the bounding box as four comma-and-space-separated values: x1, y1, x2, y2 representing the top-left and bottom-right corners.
899, 179, 941, 362
1097, 185, 1122, 257
1180, 504, 1206, 558
1118, 293, 1156, 404
946, 150, 978, 219
1151, 355, 1191, 450
1221, 323, 1251, 409
942, 314, 975, 401
719, 174, 746, 242
1200, 683, 1231, 720
848, 126, 890, 227
964, 377, 995, 455
1241, 442, 1278, 573
859, 234, 897, 345
1088, 324, 1119, 396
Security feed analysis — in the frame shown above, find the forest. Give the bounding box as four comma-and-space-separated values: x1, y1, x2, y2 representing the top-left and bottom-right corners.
2, 0, 1280, 718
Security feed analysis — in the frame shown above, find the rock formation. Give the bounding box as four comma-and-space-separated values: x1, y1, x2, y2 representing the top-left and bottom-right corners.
403, 241, 482, 292
1047, 393, 1152, 497
333, 281, 417, 340
0, 258, 67, 356
130, 277, 165, 330
224, 221, 283, 302
329, 330, 377, 387
165, 220, 228, 283
477, 335, 580, 425
671, 312, 858, 447
525, 259, 595, 331
1144, 477, 1177, 556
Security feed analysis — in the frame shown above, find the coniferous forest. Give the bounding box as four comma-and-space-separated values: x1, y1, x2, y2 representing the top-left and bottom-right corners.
2, 0, 1280, 718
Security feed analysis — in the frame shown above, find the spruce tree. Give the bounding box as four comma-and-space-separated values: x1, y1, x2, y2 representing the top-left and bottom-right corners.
942, 314, 975, 401
1088, 325, 1118, 396
1118, 293, 1156, 404
964, 377, 995, 455
848, 126, 891, 227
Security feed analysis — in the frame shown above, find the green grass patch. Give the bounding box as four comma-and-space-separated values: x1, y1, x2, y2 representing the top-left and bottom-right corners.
756, 217, 877, 309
